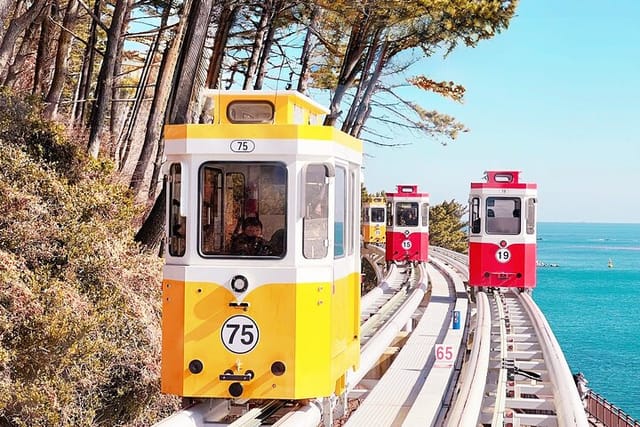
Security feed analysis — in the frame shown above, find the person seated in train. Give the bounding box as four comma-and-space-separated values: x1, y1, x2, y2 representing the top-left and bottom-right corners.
400, 210, 418, 226
230, 217, 272, 256
269, 228, 285, 256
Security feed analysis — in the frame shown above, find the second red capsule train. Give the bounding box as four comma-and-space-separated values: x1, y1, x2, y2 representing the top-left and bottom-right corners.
385, 185, 430, 265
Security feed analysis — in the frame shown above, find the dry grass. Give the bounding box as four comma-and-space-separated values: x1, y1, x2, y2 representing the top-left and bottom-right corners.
0, 91, 180, 426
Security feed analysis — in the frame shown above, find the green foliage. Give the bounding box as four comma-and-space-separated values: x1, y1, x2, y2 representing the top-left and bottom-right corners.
0, 92, 179, 426
429, 199, 468, 253
361, 183, 387, 203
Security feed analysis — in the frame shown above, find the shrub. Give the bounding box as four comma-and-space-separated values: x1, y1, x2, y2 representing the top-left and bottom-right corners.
0, 94, 179, 426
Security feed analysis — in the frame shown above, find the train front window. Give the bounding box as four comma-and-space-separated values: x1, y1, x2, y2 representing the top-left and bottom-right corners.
199, 162, 286, 257
371, 207, 385, 223
486, 197, 521, 235
396, 202, 418, 226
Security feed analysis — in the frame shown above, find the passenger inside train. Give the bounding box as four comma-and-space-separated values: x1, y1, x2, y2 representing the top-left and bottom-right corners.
230, 217, 272, 256
397, 202, 419, 226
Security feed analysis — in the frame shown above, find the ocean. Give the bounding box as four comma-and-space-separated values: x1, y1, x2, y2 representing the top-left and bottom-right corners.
533, 222, 640, 420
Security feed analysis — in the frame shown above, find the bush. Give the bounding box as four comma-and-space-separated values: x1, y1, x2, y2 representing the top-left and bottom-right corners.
0, 92, 179, 426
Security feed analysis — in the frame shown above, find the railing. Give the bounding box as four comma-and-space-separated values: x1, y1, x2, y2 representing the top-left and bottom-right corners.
586, 390, 640, 427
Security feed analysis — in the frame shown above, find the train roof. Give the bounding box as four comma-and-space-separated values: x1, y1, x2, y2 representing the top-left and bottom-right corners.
470, 171, 537, 189
386, 184, 429, 198
198, 89, 329, 126
163, 90, 362, 157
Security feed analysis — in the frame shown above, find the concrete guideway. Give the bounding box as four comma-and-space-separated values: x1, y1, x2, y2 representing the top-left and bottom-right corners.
154, 248, 590, 426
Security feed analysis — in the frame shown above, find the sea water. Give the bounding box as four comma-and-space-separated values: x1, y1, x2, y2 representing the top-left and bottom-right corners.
533, 222, 640, 419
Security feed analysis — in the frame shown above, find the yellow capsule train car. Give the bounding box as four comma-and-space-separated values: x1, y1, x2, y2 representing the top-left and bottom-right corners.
361, 196, 386, 245
161, 90, 362, 401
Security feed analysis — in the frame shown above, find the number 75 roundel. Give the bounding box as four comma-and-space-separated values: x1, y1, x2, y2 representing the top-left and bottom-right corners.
221, 314, 260, 354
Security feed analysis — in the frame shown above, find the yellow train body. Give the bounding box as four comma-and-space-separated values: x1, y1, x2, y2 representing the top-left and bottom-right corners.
160, 90, 361, 400
361, 197, 386, 245
161, 272, 360, 398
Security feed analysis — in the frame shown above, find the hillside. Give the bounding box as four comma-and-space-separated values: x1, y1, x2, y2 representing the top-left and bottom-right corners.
0, 92, 178, 425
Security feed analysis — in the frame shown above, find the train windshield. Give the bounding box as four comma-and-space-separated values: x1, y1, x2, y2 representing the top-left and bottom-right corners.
396, 202, 419, 226
371, 207, 385, 223
199, 162, 286, 257
486, 197, 521, 235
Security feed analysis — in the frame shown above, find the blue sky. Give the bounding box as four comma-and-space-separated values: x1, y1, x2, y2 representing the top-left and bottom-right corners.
361, 0, 640, 223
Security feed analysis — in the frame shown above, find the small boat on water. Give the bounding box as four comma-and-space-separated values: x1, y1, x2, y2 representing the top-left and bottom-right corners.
608, 258, 614, 268
536, 260, 560, 268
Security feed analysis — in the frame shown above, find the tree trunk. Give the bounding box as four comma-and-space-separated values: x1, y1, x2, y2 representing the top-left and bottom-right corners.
73, 0, 101, 126
1, 19, 38, 87
87, 0, 132, 158
342, 29, 382, 135
0, 0, 47, 78
296, 6, 320, 94
117, 5, 170, 170
349, 40, 387, 138
135, 181, 166, 255
129, 0, 188, 197
242, 1, 270, 90
254, 0, 285, 90
109, 6, 131, 158
323, 21, 369, 127
44, 0, 80, 120
32, 2, 53, 96
133, 0, 198, 251
168, 0, 214, 124
205, 1, 238, 89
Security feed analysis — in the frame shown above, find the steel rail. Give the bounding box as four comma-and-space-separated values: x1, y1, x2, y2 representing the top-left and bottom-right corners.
519, 291, 589, 426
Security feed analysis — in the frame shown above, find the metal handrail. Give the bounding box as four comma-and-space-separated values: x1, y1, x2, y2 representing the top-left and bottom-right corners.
519, 292, 589, 426
586, 390, 640, 427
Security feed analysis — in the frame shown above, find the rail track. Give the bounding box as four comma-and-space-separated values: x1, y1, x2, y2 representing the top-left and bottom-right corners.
155, 247, 588, 426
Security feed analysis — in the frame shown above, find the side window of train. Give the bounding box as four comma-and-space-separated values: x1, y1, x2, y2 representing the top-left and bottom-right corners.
386, 202, 393, 226
526, 198, 537, 234
421, 202, 429, 227
334, 166, 346, 258
470, 197, 481, 234
486, 197, 522, 235
200, 166, 225, 255
347, 167, 357, 256
303, 164, 331, 259
168, 163, 186, 257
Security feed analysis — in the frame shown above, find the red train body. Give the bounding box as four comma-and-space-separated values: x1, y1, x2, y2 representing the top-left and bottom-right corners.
385, 185, 430, 264
468, 171, 538, 289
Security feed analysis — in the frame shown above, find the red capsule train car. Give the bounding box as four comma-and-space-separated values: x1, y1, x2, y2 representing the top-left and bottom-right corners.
385, 185, 429, 264
468, 171, 538, 290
